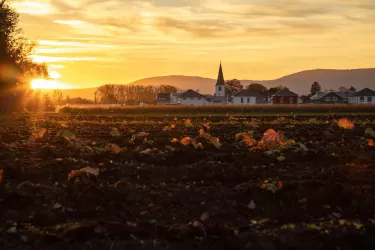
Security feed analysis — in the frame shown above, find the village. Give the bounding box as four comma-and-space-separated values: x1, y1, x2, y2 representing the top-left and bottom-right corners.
157, 63, 375, 106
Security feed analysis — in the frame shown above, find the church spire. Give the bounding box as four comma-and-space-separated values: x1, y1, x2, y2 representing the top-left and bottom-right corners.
216, 62, 225, 86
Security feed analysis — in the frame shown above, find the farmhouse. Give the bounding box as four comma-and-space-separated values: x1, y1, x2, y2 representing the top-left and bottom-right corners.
232, 89, 264, 104
311, 91, 355, 104
156, 93, 172, 105
177, 89, 210, 105
271, 89, 299, 104
349, 88, 375, 104
310, 88, 375, 104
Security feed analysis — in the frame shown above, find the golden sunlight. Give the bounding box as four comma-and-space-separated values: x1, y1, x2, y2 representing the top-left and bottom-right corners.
49, 70, 61, 79
30, 79, 71, 89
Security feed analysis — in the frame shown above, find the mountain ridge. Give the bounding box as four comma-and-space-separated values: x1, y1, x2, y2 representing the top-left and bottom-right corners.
57, 68, 375, 99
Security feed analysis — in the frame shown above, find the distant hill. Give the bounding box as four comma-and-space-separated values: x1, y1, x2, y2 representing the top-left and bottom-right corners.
130, 75, 216, 94
56, 68, 375, 98
130, 69, 375, 95
243, 68, 375, 94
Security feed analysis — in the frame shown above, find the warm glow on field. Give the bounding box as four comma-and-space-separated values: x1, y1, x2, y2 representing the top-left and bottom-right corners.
30, 79, 71, 89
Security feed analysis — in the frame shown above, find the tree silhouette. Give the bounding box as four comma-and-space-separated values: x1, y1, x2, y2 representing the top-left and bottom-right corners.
338, 86, 348, 92
269, 85, 289, 96
158, 85, 180, 93
349, 86, 356, 92
225, 79, 243, 97
310, 82, 321, 96
1, 1, 48, 111
52, 90, 64, 105
43, 93, 54, 111
246, 83, 268, 95
96, 84, 181, 105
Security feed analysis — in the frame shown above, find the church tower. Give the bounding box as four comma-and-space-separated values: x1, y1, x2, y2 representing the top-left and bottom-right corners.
215, 62, 226, 97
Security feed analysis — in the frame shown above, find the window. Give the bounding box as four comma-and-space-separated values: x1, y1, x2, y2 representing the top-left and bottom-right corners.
289, 97, 293, 104
247, 97, 250, 103
191, 97, 193, 100
368, 97, 372, 103
241, 97, 244, 103
198, 97, 201, 100
325, 97, 330, 101
360, 97, 364, 103
280, 97, 284, 103
183, 97, 186, 100
333, 96, 338, 101
219, 86, 222, 91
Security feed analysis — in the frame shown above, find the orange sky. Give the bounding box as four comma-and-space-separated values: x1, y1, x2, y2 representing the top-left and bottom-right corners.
11, 0, 375, 89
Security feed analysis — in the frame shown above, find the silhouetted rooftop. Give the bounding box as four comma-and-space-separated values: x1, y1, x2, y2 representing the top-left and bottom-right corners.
233, 89, 263, 97
354, 88, 375, 97
179, 89, 207, 99
273, 89, 298, 97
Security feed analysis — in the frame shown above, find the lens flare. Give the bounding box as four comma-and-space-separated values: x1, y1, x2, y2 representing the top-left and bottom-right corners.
30, 79, 71, 89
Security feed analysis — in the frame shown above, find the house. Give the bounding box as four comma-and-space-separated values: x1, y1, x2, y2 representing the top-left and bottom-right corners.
310, 91, 358, 104
177, 89, 210, 105
256, 95, 269, 104
156, 93, 172, 105
311, 91, 346, 104
272, 89, 298, 104
335, 91, 356, 103
349, 88, 375, 104
204, 94, 213, 103
232, 89, 264, 104
171, 93, 180, 104
299, 95, 312, 104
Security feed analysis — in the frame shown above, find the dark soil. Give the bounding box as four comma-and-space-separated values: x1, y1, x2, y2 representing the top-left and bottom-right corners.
1, 114, 375, 250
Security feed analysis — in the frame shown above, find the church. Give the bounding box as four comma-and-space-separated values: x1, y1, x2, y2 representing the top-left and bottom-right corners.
157, 63, 229, 105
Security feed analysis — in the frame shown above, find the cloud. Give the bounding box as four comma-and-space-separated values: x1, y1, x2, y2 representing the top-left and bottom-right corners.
11, 0, 375, 88
155, 17, 233, 38
54, 20, 86, 26
11, 0, 57, 15
29, 55, 96, 63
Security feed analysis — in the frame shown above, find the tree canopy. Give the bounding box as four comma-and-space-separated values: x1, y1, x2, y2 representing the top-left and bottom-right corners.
349, 85, 356, 92
1, 0, 48, 110
268, 85, 289, 96
225, 79, 243, 97
310, 82, 322, 96
338, 86, 348, 92
246, 83, 268, 95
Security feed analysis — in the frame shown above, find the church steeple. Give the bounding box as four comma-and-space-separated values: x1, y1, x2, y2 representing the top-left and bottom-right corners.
216, 62, 225, 86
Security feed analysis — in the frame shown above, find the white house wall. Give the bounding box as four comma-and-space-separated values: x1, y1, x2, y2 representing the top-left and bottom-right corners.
171, 95, 179, 104
232, 96, 256, 104
179, 98, 209, 105
349, 96, 375, 104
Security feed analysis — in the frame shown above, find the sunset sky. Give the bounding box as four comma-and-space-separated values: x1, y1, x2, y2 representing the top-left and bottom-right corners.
11, 0, 375, 89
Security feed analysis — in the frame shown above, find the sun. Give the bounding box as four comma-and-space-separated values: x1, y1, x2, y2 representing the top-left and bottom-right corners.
30, 79, 71, 89
30, 69, 72, 89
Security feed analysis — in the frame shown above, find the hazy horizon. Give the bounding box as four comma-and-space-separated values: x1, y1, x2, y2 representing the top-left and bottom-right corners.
11, 0, 375, 89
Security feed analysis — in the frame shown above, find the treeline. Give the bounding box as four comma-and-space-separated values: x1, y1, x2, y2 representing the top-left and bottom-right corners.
18, 89, 93, 112
96, 84, 180, 104
13, 84, 180, 111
